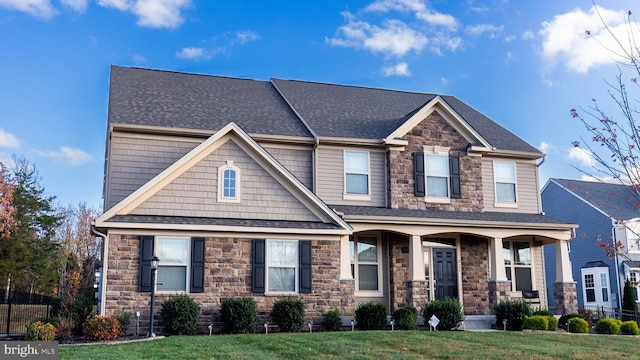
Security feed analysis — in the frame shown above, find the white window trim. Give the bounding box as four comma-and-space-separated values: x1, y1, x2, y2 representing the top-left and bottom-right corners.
265, 239, 299, 295
217, 160, 241, 203
351, 234, 383, 297
155, 236, 190, 294
423, 146, 451, 204
503, 240, 533, 292
343, 150, 371, 201
627, 269, 640, 303
624, 223, 640, 254
581, 267, 611, 307
493, 160, 518, 208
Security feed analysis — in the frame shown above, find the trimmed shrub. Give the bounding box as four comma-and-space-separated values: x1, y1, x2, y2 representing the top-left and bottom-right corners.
221, 297, 259, 334
522, 315, 548, 330
568, 317, 589, 333
161, 294, 200, 335
392, 306, 418, 330
492, 299, 531, 331
546, 316, 559, 331
354, 301, 388, 330
595, 318, 621, 335
531, 309, 554, 317
71, 294, 96, 335
270, 298, 305, 332
323, 308, 341, 331
25, 321, 56, 341
558, 313, 583, 330
83, 316, 122, 341
423, 298, 464, 331
620, 320, 640, 335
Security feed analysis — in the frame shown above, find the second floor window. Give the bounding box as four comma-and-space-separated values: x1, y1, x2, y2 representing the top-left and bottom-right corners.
426, 154, 449, 197
494, 161, 516, 203
218, 160, 241, 202
344, 151, 369, 196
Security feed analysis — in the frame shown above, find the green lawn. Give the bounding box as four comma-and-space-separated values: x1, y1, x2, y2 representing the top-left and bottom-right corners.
58, 330, 640, 359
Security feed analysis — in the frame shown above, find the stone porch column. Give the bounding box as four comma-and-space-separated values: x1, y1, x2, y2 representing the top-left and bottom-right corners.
408, 235, 428, 309
488, 237, 511, 308
554, 240, 577, 314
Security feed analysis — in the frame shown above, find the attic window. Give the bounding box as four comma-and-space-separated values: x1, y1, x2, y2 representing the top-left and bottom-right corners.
218, 160, 240, 203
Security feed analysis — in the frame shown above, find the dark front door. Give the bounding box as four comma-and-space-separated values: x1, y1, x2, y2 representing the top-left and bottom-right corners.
433, 248, 457, 299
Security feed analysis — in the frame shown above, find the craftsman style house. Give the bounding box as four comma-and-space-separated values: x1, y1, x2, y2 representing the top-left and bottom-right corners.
543, 178, 640, 311
93, 66, 576, 331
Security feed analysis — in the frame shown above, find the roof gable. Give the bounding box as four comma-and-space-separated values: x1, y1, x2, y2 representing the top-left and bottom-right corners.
96, 122, 351, 234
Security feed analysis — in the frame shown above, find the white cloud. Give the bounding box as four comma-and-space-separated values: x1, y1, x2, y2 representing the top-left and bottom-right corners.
365, 0, 458, 30
36, 146, 93, 166
504, 51, 512, 64
176, 47, 209, 60
236, 30, 260, 44
328, 15, 428, 57
538, 141, 557, 154
440, 77, 449, 85
568, 146, 596, 167
0, 129, 20, 149
465, 24, 503, 37
522, 30, 534, 40
383, 62, 411, 76
0, 0, 57, 19
133, 53, 146, 64
61, 0, 87, 12
540, 5, 633, 73
98, 0, 192, 29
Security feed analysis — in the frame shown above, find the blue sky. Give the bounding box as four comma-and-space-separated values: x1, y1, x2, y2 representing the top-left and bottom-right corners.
0, 0, 634, 210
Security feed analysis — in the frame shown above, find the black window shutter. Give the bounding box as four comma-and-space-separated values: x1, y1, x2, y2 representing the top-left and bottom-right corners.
190, 237, 205, 293
138, 235, 154, 292
299, 241, 312, 293
414, 152, 425, 196
252, 239, 265, 293
450, 156, 461, 198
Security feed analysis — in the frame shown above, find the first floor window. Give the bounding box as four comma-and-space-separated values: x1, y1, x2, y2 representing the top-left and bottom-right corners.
494, 161, 516, 203
156, 237, 189, 292
503, 241, 532, 291
350, 235, 380, 292
630, 271, 640, 301
584, 274, 596, 303
267, 240, 298, 292
581, 267, 610, 305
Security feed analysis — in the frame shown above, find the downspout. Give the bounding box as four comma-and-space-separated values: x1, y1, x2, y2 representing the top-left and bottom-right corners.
612, 224, 622, 310
535, 154, 546, 214
91, 222, 108, 315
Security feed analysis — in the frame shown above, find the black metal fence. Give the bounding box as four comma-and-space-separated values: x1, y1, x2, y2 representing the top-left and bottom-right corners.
0, 290, 53, 336
582, 305, 640, 323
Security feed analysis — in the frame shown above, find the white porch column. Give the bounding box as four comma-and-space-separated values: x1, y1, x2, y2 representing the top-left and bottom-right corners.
555, 240, 574, 282
490, 237, 508, 281
409, 235, 424, 281
340, 235, 353, 280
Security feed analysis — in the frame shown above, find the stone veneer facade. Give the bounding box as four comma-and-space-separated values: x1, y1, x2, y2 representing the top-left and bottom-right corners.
104, 234, 348, 333
554, 282, 578, 315
388, 111, 483, 211
459, 235, 490, 315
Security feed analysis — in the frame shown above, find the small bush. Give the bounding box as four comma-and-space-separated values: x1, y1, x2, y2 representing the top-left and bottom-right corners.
522, 315, 549, 330
531, 308, 554, 317
161, 294, 200, 335
595, 318, 621, 335
546, 316, 559, 331
83, 315, 122, 341
355, 302, 388, 330
392, 306, 418, 330
423, 298, 464, 331
221, 297, 259, 334
114, 311, 131, 326
270, 298, 305, 332
25, 321, 56, 341
620, 320, 640, 335
492, 299, 531, 331
578, 308, 595, 328
71, 294, 96, 334
568, 317, 589, 333
558, 313, 583, 330
323, 308, 341, 331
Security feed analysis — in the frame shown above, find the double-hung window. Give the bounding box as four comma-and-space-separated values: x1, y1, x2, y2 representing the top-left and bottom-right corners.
218, 160, 240, 203
581, 266, 611, 306
503, 241, 532, 291
350, 235, 382, 294
156, 237, 190, 292
266, 240, 298, 293
425, 154, 449, 198
251, 239, 312, 294
494, 161, 517, 205
344, 151, 370, 198
629, 271, 640, 302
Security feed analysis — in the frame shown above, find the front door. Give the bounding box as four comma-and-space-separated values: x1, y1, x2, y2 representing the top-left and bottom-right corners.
433, 248, 457, 299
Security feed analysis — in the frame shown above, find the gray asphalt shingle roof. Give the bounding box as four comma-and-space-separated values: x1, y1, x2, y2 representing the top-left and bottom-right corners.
109, 66, 540, 154
331, 205, 571, 226
550, 178, 640, 220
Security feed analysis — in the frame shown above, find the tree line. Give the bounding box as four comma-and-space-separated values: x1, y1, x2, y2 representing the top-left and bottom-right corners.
0, 157, 101, 301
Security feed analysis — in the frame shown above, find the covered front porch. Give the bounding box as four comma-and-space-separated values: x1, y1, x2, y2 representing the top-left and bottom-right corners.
333, 206, 577, 320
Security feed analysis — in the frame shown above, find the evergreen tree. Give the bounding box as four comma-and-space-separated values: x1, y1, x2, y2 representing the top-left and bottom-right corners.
622, 279, 638, 321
